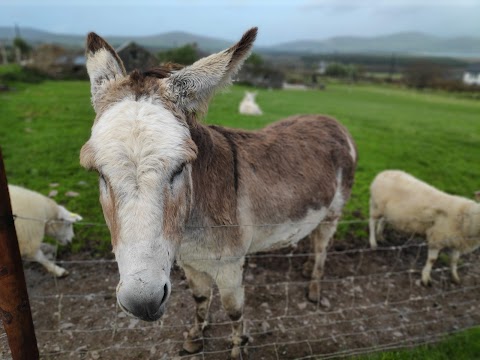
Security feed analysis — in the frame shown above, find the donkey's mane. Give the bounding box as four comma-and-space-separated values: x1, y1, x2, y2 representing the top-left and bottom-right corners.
126, 63, 184, 86
125, 63, 185, 102
141, 63, 185, 79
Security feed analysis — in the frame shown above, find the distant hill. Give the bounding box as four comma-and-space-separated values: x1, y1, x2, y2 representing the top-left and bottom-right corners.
1, 27, 479, 58
0, 27, 232, 52
0, 27, 86, 49
268, 32, 480, 57
124, 31, 232, 51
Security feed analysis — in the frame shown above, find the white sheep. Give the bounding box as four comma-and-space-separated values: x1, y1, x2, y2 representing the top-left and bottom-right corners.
9, 184, 82, 277
369, 170, 480, 285
239, 91, 263, 115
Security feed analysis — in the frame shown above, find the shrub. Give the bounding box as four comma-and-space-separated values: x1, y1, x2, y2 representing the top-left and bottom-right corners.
403, 60, 447, 89
157, 44, 199, 66
0, 64, 49, 84
325, 62, 363, 80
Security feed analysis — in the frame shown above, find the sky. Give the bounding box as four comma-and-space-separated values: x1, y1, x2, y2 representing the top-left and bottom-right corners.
1, 0, 480, 45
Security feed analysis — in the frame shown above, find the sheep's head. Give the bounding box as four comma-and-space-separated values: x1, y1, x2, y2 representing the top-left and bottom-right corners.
45, 205, 83, 245
245, 91, 257, 101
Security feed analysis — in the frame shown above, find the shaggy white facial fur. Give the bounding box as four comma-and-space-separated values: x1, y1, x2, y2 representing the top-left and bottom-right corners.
88, 98, 191, 278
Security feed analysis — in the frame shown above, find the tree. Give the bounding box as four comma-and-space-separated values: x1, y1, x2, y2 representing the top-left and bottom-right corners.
13, 37, 31, 63
325, 62, 348, 77
404, 61, 446, 89
158, 43, 199, 66
13, 37, 31, 55
246, 52, 264, 67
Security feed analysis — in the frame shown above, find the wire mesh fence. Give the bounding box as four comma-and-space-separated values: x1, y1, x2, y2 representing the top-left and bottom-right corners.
1, 215, 479, 359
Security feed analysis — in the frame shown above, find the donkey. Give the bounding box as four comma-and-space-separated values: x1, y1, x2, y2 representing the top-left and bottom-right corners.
80, 28, 357, 358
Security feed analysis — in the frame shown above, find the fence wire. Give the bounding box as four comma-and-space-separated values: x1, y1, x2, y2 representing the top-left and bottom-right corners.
1, 214, 479, 360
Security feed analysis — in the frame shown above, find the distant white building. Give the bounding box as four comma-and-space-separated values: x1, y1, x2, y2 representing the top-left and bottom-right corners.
316, 61, 328, 75
463, 64, 480, 85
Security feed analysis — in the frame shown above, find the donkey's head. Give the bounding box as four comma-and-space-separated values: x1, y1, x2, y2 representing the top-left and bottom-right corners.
80, 28, 257, 321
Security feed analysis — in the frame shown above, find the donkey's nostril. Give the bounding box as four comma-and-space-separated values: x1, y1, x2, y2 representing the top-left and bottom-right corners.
160, 283, 169, 306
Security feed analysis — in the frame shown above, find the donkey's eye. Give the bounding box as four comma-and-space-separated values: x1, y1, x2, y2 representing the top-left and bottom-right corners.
170, 164, 186, 183
99, 173, 108, 192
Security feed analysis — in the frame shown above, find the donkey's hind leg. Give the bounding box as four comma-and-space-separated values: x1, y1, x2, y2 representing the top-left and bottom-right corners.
216, 260, 247, 360
182, 264, 213, 354
307, 217, 338, 303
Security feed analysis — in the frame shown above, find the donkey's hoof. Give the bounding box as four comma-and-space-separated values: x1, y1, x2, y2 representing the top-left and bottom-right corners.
182, 338, 203, 354
231, 345, 248, 359
307, 282, 321, 303
451, 276, 461, 285
231, 346, 241, 359
302, 261, 313, 278
421, 278, 432, 287
230, 334, 249, 359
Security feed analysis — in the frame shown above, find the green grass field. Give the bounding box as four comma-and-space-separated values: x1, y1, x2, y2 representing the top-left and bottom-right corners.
357, 327, 480, 360
1, 70, 479, 358
1, 76, 479, 250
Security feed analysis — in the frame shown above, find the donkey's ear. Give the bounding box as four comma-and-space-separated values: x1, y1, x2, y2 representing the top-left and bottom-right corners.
85, 32, 126, 107
167, 27, 257, 114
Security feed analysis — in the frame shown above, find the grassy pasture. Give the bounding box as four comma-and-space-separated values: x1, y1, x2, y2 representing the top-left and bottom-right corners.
1, 79, 480, 251
1, 74, 480, 357
358, 327, 480, 360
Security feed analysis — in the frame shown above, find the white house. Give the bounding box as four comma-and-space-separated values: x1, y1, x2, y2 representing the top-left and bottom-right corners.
463, 64, 480, 85
316, 61, 328, 75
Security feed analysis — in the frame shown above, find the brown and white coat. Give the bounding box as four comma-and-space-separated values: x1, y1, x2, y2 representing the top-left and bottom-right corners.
81, 28, 357, 358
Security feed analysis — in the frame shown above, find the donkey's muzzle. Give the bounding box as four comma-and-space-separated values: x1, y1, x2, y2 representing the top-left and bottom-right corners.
116, 278, 171, 322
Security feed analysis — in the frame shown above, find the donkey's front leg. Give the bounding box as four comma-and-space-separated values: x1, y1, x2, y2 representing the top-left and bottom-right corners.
182, 264, 213, 354
216, 260, 247, 359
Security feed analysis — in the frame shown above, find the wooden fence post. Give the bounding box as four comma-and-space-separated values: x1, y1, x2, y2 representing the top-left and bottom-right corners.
0, 148, 39, 359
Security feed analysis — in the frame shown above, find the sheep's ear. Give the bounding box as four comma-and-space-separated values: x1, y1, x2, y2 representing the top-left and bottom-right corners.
475, 191, 480, 202
58, 205, 83, 223
67, 212, 83, 222
85, 32, 126, 109
167, 27, 257, 115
